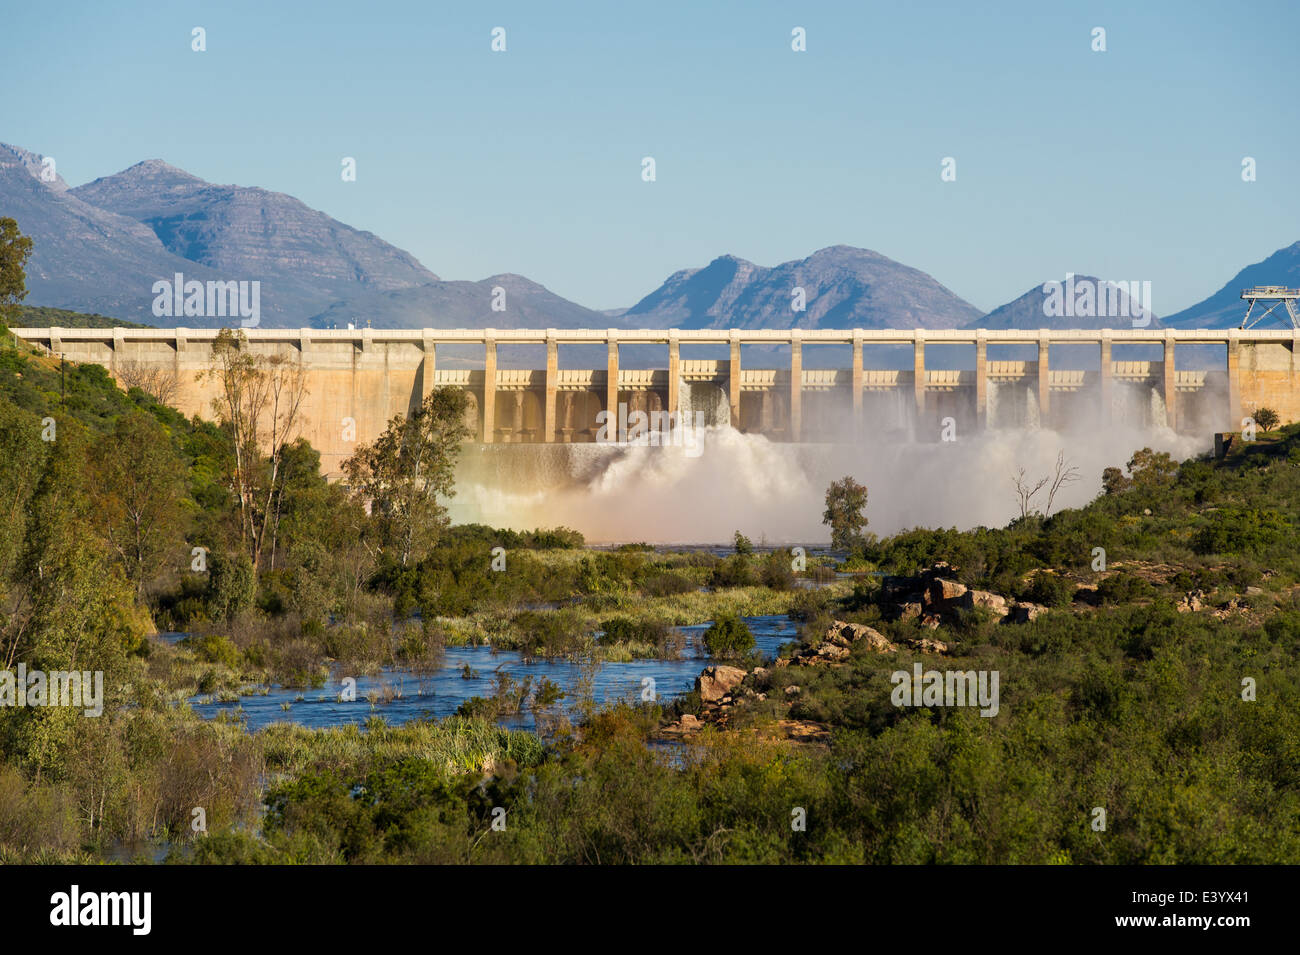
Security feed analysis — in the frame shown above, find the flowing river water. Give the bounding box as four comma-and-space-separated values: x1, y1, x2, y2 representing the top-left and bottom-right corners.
164, 614, 802, 733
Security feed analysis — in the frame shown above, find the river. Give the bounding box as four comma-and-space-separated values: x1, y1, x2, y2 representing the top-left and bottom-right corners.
164, 614, 802, 733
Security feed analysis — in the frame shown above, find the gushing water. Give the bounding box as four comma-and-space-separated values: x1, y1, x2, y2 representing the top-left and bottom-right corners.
452, 412, 1208, 543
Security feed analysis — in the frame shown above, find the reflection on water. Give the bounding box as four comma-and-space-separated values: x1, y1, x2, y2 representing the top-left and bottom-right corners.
169, 615, 802, 733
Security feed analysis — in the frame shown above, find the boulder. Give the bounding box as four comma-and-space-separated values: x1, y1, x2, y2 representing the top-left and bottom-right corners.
1176, 590, 1204, 613
696, 665, 747, 703
897, 602, 924, 622
813, 643, 851, 663
959, 590, 1009, 615
926, 578, 968, 606
784, 685, 801, 697
822, 621, 896, 653
1008, 602, 1047, 624
907, 636, 951, 655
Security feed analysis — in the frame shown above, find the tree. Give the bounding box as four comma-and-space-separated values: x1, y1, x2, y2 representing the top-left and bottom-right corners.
115, 360, 179, 406
0, 217, 33, 331
733, 530, 754, 555
344, 388, 472, 568
92, 412, 190, 599
1253, 407, 1280, 432
823, 476, 868, 549
1127, 448, 1178, 487
1043, 451, 1081, 517
1101, 466, 1130, 496
1011, 467, 1049, 519
202, 329, 308, 571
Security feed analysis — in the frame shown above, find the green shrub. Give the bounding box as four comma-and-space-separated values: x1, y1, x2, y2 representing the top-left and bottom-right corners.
182, 633, 242, 669
1193, 507, 1288, 556
703, 613, 755, 659
1096, 572, 1154, 604
1022, 573, 1074, 608
759, 551, 796, 590
709, 554, 755, 588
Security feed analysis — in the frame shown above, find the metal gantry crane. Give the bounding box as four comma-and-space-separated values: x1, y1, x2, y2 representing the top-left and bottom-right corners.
1240, 286, 1300, 329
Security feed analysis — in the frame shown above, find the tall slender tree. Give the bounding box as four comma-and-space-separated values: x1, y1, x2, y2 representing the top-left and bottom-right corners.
203, 329, 307, 571
0, 217, 33, 332
344, 388, 471, 567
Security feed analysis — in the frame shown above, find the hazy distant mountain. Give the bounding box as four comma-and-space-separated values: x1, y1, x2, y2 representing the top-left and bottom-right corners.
3, 144, 70, 193
15, 140, 1292, 335
974, 275, 1161, 330
4, 143, 609, 329
1163, 241, 1300, 328
0, 143, 228, 320
70, 158, 438, 323
623, 246, 983, 330
310, 273, 610, 330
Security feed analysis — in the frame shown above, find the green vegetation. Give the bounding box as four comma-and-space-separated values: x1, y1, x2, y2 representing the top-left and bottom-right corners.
823, 474, 869, 549
1, 229, 1298, 863
9, 304, 147, 329
5, 304, 1300, 863
0, 216, 34, 331
1253, 406, 1280, 432
702, 612, 755, 659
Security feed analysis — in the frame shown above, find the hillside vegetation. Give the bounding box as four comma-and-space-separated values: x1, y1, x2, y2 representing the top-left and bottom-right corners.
0, 327, 1297, 864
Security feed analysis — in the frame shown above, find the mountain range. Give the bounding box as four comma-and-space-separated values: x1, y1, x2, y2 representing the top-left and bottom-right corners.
3, 142, 1295, 332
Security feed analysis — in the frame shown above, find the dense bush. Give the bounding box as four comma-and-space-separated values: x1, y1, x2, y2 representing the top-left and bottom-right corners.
703, 613, 755, 659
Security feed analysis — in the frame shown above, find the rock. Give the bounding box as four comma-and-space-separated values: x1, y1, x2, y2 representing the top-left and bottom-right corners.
751, 667, 770, 682
813, 643, 851, 663
784, 685, 801, 697
897, 602, 924, 622
908, 637, 951, 655
755, 693, 767, 701
1246, 586, 1264, 596
1008, 602, 1047, 624
696, 665, 747, 703
1176, 589, 1205, 613
821, 621, 896, 653
926, 578, 968, 605
825, 629, 852, 648
679, 713, 701, 729
843, 622, 896, 652
959, 590, 1009, 615
920, 614, 942, 629
778, 719, 831, 743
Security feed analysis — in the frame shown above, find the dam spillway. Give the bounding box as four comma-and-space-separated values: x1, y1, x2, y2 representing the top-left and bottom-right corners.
12, 326, 1300, 477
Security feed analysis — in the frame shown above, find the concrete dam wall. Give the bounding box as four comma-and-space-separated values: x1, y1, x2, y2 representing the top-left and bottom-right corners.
14, 326, 1300, 478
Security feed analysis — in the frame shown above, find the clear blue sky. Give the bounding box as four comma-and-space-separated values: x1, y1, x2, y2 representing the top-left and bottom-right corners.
6, 0, 1298, 314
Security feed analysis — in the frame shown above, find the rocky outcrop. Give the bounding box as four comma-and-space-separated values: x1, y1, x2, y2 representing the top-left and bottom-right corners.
695, 665, 747, 703
1008, 603, 1047, 624
958, 589, 1009, 615
774, 620, 952, 667
881, 563, 1050, 626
